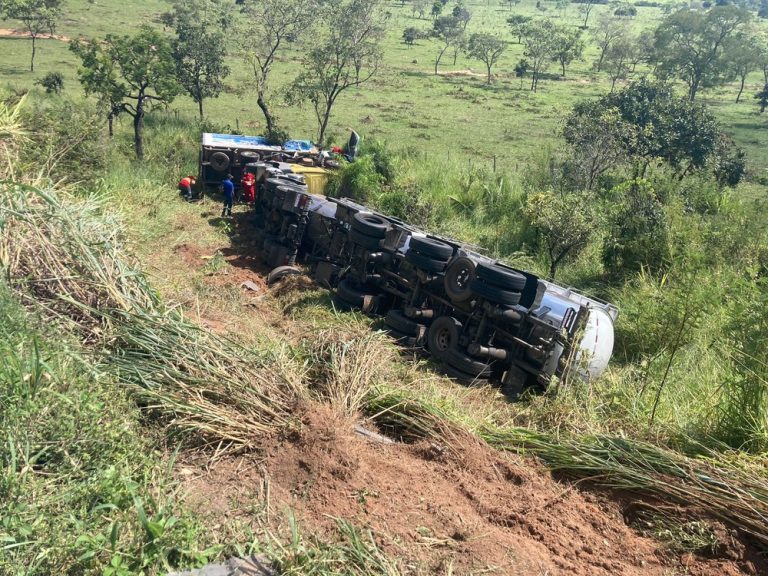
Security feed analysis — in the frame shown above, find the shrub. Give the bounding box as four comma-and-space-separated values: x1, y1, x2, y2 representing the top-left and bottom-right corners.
603, 179, 671, 277
324, 156, 382, 202
35, 71, 64, 94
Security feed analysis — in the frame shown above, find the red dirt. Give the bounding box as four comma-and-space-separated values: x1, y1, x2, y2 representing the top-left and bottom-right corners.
179, 406, 764, 575
0, 28, 70, 41
172, 242, 268, 294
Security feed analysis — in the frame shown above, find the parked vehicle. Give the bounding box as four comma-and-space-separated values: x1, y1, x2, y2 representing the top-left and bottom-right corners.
251, 160, 618, 398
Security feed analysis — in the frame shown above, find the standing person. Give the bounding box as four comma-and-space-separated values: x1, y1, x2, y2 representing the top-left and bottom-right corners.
178, 175, 196, 201
221, 174, 234, 217
241, 171, 256, 204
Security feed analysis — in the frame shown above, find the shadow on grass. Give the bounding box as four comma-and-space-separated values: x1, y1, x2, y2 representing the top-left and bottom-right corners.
203, 205, 273, 279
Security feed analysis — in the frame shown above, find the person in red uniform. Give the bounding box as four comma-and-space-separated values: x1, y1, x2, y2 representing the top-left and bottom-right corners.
178, 175, 196, 201
241, 171, 256, 204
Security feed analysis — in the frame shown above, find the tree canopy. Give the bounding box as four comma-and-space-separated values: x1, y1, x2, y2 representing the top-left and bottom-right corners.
564, 79, 739, 182
466, 32, 506, 84
239, 0, 316, 139
287, 0, 385, 145
70, 26, 179, 159
170, 0, 231, 119
652, 6, 751, 100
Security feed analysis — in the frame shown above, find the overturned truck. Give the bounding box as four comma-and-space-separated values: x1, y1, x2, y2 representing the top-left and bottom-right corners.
249, 160, 618, 397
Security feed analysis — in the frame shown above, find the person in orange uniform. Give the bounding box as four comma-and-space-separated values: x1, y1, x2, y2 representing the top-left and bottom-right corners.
178, 175, 196, 201
241, 171, 256, 204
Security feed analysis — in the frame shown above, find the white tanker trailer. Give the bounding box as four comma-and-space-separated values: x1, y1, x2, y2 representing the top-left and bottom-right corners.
248, 160, 617, 397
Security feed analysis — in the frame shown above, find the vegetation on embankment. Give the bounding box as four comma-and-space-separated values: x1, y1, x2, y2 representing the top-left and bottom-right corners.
0, 80, 767, 573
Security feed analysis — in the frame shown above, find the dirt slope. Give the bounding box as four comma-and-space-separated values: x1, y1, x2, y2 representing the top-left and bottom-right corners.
179, 407, 763, 576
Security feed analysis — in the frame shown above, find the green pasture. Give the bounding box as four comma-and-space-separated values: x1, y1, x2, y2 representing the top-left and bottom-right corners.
1, 0, 767, 173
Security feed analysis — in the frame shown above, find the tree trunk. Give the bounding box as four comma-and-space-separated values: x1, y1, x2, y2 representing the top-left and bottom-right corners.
257, 89, 275, 136
561, 59, 566, 77
736, 75, 745, 103
486, 63, 492, 84
688, 79, 699, 101
531, 71, 537, 92
453, 46, 459, 65
596, 48, 606, 72
435, 46, 448, 74
133, 96, 145, 160
317, 99, 333, 146
198, 97, 204, 119
611, 76, 617, 92
108, 114, 114, 137
30, 34, 36, 72
583, 8, 590, 28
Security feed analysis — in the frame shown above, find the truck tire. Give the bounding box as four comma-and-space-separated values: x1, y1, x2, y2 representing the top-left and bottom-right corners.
336, 278, 366, 306
475, 263, 527, 291
470, 279, 522, 307
267, 265, 301, 285
384, 309, 420, 336
336, 279, 378, 312
444, 256, 476, 303
349, 228, 382, 251
209, 151, 230, 172
352, 213, 389, 238
408, 236, 453, 261
406, 251, 447, 273
443, 347, 493, 378
427, 316, 461, 359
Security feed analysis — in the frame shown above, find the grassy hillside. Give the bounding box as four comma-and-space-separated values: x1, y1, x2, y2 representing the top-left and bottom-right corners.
1, 1, 768, 574
1, 0, 767, 173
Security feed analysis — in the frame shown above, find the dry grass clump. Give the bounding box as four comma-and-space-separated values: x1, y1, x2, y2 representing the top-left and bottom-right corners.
0, 184, 158, 336
0, 184, 309, 453
304, 329, 398, 416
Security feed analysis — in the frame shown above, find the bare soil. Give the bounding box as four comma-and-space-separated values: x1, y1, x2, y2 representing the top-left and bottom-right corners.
0, 28, 70, 41
179, 406, 765, 576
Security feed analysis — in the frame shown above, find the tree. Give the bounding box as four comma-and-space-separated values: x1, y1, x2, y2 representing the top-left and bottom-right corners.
287, 0, 385, 145
612, 2, 637, 17
507, 14, 531, 44
564, 80, 725, 179
467, 32, 506, 84
563, 103, 628, 190
514, 58, 529, 89
577, 0, 598, 28
753, 33, 768, 85
592, 13, 627, 72
452, 4, 471, 31
412, 0, 430, 19
550, 26, 584, 77
171, 0, 230, 119
652, 6, 751, 101
240, 0, 315, 139
450, 3, 471, 64
402, 26, 423, 47
431, 14, 463, 74
0, 0, 62, 72
70, 27, 180, 159
756, 83, 768, 113
599, 35, 637, 91
35, 70, 62, 93
521, 19, 558, 91
523, 190, 596, 279
724, 32, 758, 103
